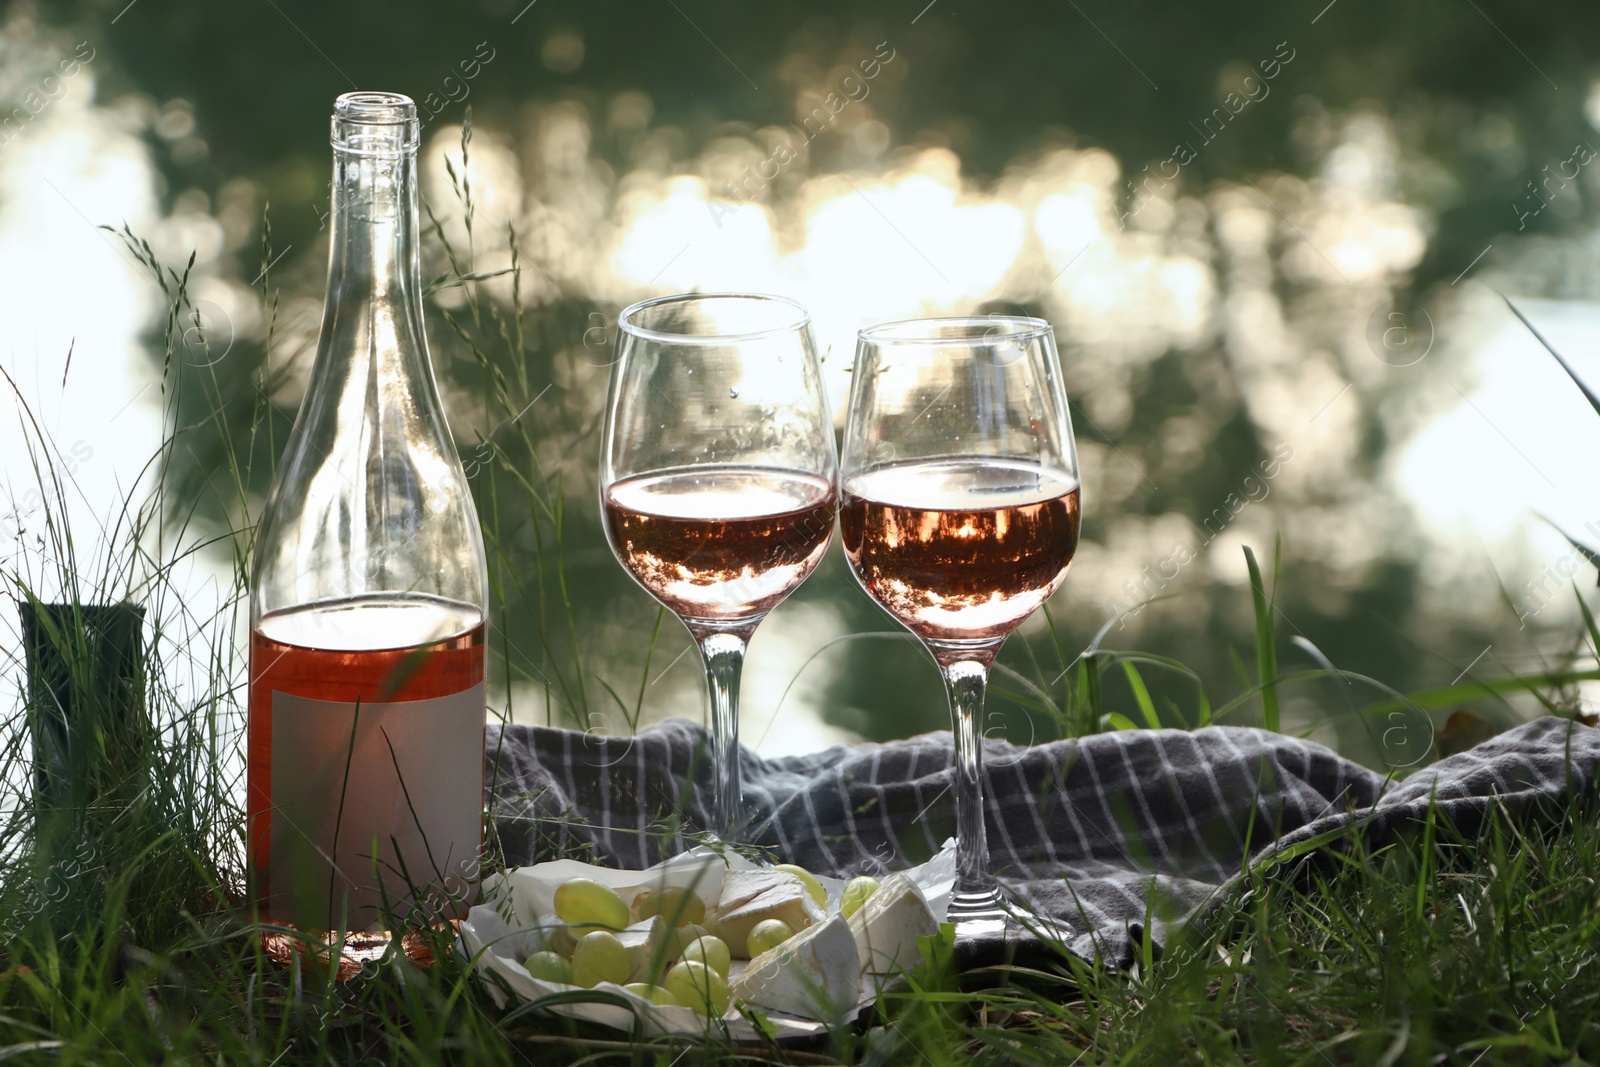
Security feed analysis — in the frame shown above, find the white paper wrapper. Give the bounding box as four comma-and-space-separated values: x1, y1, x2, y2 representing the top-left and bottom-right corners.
458, 841, 957, 1040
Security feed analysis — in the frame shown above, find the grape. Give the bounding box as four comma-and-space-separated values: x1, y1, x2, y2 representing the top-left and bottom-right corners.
680, 934, 731, 979
665, 960, 730, 1017
623, 982, 680, 1007
664, 922, 711, 963
569, 930, 632, 988
746, 918, 794, 958
522, 950, 573, 984
545, 924, 578, 957
773, 864, 827, 907
633, 885, 706, 926
554, 878, 630, 931
839, 876, 881, 919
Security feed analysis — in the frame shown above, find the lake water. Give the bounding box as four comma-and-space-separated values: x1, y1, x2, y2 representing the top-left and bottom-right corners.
4, 11, 1599, 781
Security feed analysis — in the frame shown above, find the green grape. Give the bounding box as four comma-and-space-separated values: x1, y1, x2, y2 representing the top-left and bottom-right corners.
665, 922, 710, 963
633, 885, 706, 926
839, 876, 882, 919
665, 960, 730, 1017
680, 934, 731, 979
773, 864, 827, 907
569, 930, 632, 988
546, 924, 578, 957
746, 918, 794, 958
522, 950, 573, 984
553, 878, 630, 931
623, 982, 680, 1007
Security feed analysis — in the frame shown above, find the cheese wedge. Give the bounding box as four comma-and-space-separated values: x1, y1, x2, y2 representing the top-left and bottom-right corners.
731, 912, 861, 1020
614, 916, 667, 983
708, 870, 822, 958
846, 873, 938, 974
713, 870, 798, 912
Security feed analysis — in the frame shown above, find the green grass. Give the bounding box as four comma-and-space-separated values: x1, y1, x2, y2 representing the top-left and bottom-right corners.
875, 801, 1600, 1066
4, 116, 1599, 1066
1, 785, 1597, 1063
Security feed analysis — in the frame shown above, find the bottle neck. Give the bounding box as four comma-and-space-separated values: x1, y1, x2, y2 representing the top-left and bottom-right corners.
328, 146, 422, 321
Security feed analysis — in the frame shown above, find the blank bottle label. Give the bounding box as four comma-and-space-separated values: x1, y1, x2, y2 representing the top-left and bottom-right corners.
267, 682, 485, 930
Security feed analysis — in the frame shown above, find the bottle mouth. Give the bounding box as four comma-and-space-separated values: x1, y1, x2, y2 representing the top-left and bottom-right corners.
331, 92, 420, 156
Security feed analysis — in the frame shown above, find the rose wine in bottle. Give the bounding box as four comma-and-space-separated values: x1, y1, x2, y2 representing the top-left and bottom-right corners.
248, 92, 488, 969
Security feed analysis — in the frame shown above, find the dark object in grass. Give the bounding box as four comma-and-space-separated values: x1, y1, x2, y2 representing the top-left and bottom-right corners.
22, 600, 147, 818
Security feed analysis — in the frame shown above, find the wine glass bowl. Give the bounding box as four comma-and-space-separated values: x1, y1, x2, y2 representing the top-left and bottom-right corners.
603, 468, 836, 623
840, 457, 1080, 653
840, 315, 1080, 938
600, 293, 837, 838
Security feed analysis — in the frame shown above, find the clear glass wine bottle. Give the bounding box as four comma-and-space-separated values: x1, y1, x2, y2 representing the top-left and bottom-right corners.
247, 92, 488, 973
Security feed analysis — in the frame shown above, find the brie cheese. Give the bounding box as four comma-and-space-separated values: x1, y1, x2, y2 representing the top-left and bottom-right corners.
708, 870, 822, 957
846, 873, 938, 974
731, 912, 861, 1020
614, 916, 667, 983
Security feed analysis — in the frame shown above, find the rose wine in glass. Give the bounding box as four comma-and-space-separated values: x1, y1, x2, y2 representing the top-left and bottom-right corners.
840, 317, 1081, 943
604, 467, 835, 621
841, 458, 1080, 645
600, 294, 837, 837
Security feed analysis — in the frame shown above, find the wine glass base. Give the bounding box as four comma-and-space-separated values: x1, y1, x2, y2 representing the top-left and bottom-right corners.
948, 889, 1076, 969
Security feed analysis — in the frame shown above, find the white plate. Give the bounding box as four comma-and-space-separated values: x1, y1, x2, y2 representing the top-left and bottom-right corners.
458, 842, 957, 1040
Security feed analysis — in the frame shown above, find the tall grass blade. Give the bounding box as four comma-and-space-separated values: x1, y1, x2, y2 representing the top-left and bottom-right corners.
1082, 651, 1104, 734
1120, 661, 1161, 730
1572, 584, 1600, 662
1361, 666, 1600, 717
1244, 544, 1279, 732
1107, 652, 1210, 728
1501, 292, 1600, 419
1534, 511, 1600, 585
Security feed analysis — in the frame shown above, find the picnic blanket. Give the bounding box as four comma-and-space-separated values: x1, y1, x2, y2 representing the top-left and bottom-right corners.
485, 716, 1600, 966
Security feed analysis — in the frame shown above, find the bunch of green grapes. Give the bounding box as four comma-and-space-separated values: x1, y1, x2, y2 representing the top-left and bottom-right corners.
517, 862, 881, 1017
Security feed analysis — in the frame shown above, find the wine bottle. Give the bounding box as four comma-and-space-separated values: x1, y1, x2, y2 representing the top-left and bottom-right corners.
247, 92, 488, 962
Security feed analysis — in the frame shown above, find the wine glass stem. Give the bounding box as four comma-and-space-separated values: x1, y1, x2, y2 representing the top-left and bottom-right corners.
698, 631, 747, 839
944, 657, 1000, 913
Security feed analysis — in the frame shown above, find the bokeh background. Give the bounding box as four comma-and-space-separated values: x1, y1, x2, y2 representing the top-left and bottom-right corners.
4, 0, 1600, 773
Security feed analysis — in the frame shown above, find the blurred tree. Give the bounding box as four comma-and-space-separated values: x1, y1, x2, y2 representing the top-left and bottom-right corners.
29, 0, 1600, 763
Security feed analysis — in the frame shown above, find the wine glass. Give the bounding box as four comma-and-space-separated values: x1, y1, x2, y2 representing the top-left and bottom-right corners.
840, 316, 1081, 940
601, 293, 838, 839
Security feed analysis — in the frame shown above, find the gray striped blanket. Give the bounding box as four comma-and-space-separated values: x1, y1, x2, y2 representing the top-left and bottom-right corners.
485, 716, 1600, 966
